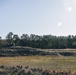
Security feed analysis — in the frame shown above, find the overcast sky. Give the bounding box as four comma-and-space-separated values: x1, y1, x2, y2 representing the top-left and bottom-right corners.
0, 0, 76, 38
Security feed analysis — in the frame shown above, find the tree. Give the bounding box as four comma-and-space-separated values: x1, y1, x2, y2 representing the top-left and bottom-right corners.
72, 41, 76, 48
6, 32, 13, 46
20, 34, 29, 46
13, 34, 20, 46
67, 35, 72, 48
21, 34, 29, 40
0, 37, 2, 48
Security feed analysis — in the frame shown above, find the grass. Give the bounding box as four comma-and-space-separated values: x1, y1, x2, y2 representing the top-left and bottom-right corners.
0, 56, 76, 72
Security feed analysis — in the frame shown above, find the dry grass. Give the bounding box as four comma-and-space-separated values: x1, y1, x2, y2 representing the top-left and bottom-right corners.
0, 56, 76, 72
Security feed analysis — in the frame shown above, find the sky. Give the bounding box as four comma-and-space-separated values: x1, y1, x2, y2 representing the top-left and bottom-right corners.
0, 0, 76, 38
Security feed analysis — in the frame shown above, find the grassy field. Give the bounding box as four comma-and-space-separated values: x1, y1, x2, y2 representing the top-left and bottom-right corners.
0, 56, 76, 72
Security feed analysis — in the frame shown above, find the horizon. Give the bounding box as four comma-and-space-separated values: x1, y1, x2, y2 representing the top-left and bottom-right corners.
1, 32, 76, 39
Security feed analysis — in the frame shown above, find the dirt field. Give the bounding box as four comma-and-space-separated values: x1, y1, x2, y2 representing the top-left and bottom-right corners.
0, 56, 76, 72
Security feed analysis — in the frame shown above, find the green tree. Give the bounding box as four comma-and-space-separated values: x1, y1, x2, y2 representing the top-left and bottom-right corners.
0, 37, 2, 48
20, 34, 29, 46
72, 41, 76, 48
13, 34, 20, 46
6, 32, 13, 46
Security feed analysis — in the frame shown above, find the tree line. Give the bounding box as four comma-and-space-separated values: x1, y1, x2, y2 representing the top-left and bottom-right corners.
0, 32, 76, 49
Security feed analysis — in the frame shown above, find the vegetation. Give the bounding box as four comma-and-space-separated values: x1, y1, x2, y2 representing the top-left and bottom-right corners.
0, 47, 76, 56
1, 32, 76, 49
0, 65, 75, 75
0, 32, 76, 74
0, 56, 75, 75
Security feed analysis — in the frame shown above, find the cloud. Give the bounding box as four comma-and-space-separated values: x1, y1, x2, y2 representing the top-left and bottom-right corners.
58, 22, 62, 27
